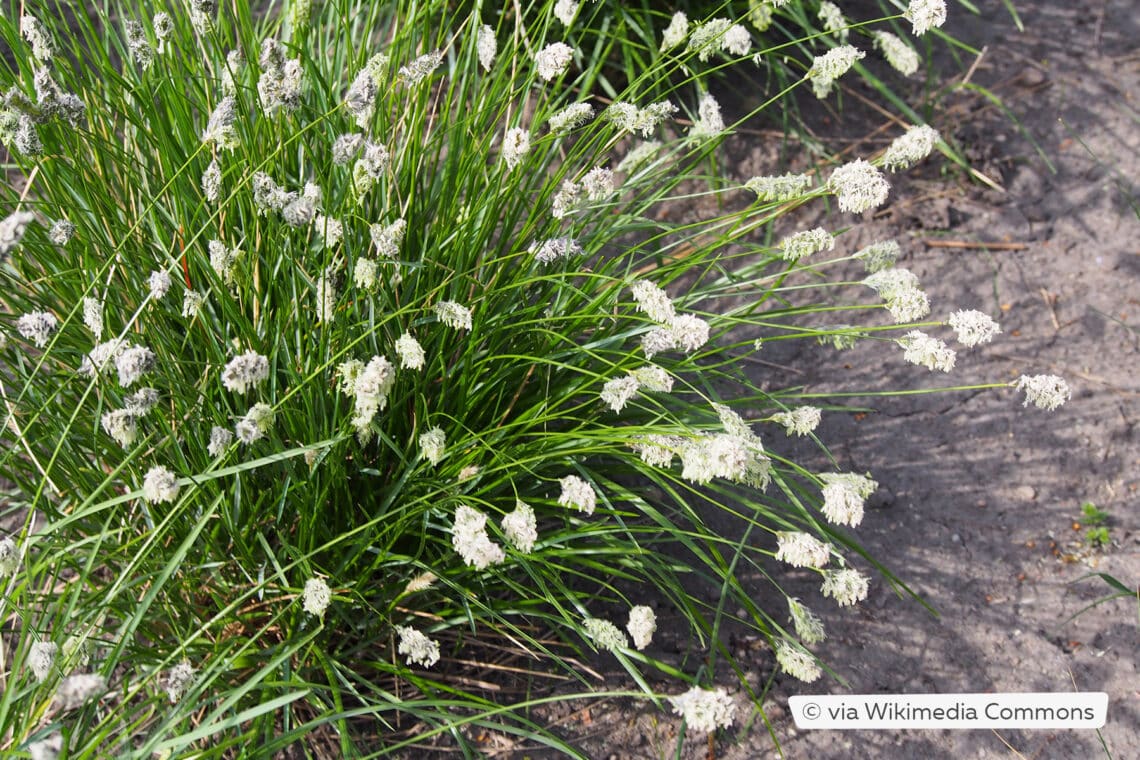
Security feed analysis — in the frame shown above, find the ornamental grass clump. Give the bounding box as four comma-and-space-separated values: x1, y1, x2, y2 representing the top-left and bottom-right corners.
0, 0, 1063, 755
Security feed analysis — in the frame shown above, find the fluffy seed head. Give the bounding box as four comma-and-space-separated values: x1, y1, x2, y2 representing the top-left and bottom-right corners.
222, 351, 269, 394
142, 465, 180, 504
744, 173, 813, 202
829, 159, 890, 213
854, 240, 901, 272
502, 500, 537, 553
1013, 374, 1071, 411
452, 505, 505, 569
873, 31, 919, 76
772, 406, 822, 436
419, 427, 446, 465
477, 24, 496, 71
583, 618, 628, 652
948, 309, 1001, 347
548, 102, 594, 133
601, 375, 641, 413
115, 345, 156, 387
396, 626, 441, 667
535, 42, 574, 81
787, 597, 826, 645
433, 300, 472, 330
626, 605, 656, 650
501, 127, 530, 168
558, 474, 597, 515
775, 531, 830, 568
660, 12, 689, 51
881, 124, 940, 171
821, 567, 870, 606
819, 472, 878, 527
17, 311, 58, 347
780, 227, 834, 262
302, 577, 331, 617
531, 236, 582, 264
668, 686, 736, 734
808, 45, 865, 98
775, 640, 822, 682
899, 330, 957, 372
905, 0, 948, 36
395, 332, 425, 370
166, 661, 195, 703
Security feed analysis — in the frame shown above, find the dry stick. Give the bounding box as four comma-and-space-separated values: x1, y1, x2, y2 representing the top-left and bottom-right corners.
922, 239, 1029, 251
1039, 287, 1062, 331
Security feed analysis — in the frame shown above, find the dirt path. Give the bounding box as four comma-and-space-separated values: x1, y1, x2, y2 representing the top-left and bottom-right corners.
549, 2, 1139, 758
761, 2, 1139, 757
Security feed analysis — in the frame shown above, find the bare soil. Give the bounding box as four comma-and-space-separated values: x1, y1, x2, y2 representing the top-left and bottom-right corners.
528, 2, 1140, 758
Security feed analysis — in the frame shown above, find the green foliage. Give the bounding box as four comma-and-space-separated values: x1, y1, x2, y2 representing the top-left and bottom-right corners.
0, 0, 1016, 756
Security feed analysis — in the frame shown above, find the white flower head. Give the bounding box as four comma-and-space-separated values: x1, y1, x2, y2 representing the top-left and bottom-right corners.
551, 179, 581, 219
772, 406, 822, 436
0, 210, 36, 258
451, 504, 505, 569
433, 300, 472, 330
691, 93, 725, 137
477, 24, 497, 71
899, 330, 957, 372
208, 425, 234, 457
531, 236, 582, 264
166, 660, 195, 703
21, 16, 55, 61
854, 240, 901, 273
948, 309, 1001, 347
82, 297, 103, 340
668, 686, 735, 734
558, 474, 597, 515
660, 12, 689, 51
535, 42, 574, 81
787, 597, 826, 645
873, 31, 920, 76
828, 159, 890, 213
775, 640, 822, 682
396, 626, 441, 668
1013, 374, 1071, 411
554, 0, 579, 26
775, 531, 830, 569
52, 672, 107, 711
604, 100, 677, 137
101, 409, 138, 448
17, 311, 58, 347
821, 567, 870, 606
182, 289, 206, 318
502, 500, 537, 553
28, 641, 58, 682
316, 266, 338, 323
632, 364, 673, 393
49, 219, 75, 245
905, 0, 948, 36
630, 434, 684, 468
687, 18, 732, 61
147, 270, 172, 301
882, 124, 940, 171
398, 49, 444, 86
780, 227, 834, 262
302, 577, 331, 617
548, 102, 594, 134
221, 351, 269, 394
818, 1, 847, 41
0, 536, 19, 578
354, 258, 379, 291
668, 314, 710, 352
583, 617, 627, 652
236, 402, 274, 444
601, 375, 640, 413
27, 733, 62, 760
366, 218, 405, 259
626, 605, 656, 650
116, 345, 156, 387
631, 279, 676, 324
501, 126, 530, 169
202, 158, 222, 203
419, 427, 446, 466
744, 172, 813, 202
202, 95, 238, 150
819, 472, 878, 527
581, 167, 615, 200
395, 332, 425, 370
142, 465, 180, 504
723, 24, 751, 56
124, 387, 159, 415
808, 45, 865, 98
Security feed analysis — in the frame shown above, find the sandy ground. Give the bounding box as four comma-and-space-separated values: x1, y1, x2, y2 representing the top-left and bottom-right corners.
527, 2, 1139, 758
